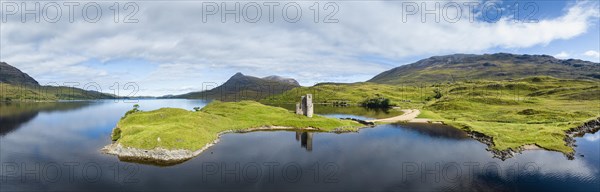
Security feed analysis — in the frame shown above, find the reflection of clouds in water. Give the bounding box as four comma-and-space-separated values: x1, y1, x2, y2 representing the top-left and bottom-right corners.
510, 151, 598, 181
584, 133, 600, 142
201, 125, 599, 191
0, 100, 208, 163
324, 125, 598, 190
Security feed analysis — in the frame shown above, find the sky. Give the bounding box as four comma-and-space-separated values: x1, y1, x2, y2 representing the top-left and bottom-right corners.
0, 0, 599, 96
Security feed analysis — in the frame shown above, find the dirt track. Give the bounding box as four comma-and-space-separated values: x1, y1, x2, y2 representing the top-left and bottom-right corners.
368, 109, 429, 123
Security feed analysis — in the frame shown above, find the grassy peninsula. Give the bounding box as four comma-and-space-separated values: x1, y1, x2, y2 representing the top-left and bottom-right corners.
264, 76, 600, 155
110, 101, 362, 152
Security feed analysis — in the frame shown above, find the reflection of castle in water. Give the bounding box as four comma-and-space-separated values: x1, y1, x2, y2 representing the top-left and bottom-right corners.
295, 131, 313, 151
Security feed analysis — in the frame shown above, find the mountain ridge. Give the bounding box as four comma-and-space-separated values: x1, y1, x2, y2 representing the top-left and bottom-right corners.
169, 72, 300, 101
368, 53, 600, 84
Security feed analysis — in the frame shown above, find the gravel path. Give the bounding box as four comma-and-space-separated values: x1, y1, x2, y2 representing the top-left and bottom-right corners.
368, 109, 429, 123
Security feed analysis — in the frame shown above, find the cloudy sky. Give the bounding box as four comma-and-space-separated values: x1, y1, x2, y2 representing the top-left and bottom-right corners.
1, 0, 599, 96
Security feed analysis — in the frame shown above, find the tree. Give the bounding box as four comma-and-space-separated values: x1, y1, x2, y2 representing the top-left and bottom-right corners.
361, 96, 391, 108
122, 104, 141, 119
433, 88, 443, 99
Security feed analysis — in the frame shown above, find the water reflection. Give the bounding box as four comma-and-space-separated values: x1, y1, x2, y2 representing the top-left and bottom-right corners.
295, 131, 314, 151
396, 122, 469, 140
0, 99, 598, 191
0, 102, 93, 136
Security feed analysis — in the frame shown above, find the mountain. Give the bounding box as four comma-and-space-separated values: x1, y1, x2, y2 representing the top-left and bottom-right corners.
170, 72, 300, 101
0, 62, 116, 101
368, 53, 600, 84
0, 62, 39, 86
262, 75, 300, 86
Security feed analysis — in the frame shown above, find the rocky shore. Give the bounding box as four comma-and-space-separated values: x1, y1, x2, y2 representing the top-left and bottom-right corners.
564, 117, 600, 158
465, 117, 600, 160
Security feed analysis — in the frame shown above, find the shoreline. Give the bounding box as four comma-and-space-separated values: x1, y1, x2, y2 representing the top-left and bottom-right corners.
464, 117, 600, 160
102, 125, 372, 165
102, 111, 600, 165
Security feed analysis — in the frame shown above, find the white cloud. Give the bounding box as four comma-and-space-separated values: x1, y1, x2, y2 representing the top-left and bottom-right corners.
584, 50, 600, 59
1, 1, 598, 96
555, 51, 570, 59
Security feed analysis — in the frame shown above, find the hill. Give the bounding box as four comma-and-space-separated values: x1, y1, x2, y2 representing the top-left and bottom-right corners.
0, 62, 116, 101
0, 62, 39, 86
170, 72, 300, 101
368, 53, 600, 84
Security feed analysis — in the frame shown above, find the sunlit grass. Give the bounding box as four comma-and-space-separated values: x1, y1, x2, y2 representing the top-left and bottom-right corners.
113, 101, 363, 151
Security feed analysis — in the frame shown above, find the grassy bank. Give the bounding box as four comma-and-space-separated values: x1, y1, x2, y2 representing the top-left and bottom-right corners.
112, 101, 362, 151
264, 76, 600, 154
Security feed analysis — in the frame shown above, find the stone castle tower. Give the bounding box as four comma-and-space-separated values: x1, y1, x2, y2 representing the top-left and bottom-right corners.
295, 94, 313, 117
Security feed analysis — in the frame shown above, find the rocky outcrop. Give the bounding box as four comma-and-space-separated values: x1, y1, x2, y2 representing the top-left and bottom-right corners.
464, 130, 519, 160
101, 143, 209, 166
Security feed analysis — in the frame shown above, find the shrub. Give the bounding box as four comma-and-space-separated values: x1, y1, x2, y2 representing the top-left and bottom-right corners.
433, 88, 443, 99
518, 109, 538, 115
111, 127, 122, 141
361, 96, 391, 108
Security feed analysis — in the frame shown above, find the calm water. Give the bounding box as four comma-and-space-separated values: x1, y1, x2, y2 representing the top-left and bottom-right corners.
0, 100, 598, 191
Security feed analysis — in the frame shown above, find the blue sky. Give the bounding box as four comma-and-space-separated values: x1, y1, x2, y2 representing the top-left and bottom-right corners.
1, 0, 599, 96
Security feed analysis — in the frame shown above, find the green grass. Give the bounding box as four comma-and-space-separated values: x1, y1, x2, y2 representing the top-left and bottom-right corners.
261, 82, 431, 109
263, 76, 600, 154
0, 83, 114, 102
416, 110, 444, 120
113, 101, 363, 151
269, 104, 405, 119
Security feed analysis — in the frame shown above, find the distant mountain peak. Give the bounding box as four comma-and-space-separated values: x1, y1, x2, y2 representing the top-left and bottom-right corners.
171, 73, 300, 101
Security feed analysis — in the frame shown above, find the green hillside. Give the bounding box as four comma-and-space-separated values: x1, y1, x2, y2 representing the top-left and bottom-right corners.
1, 83, 116, 102
368, 53, 600, 84
0, 62, 115, 101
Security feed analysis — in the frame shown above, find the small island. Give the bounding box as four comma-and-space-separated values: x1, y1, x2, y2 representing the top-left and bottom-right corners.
102, 100, 364, 164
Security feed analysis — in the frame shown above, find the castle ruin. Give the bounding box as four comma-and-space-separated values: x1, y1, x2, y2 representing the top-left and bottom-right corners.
295, 94, 313, 117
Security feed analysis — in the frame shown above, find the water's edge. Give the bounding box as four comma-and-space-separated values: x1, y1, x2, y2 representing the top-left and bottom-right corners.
102, 117, 600, 165
101, 124, 373, 166
466, 117, 600, 160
